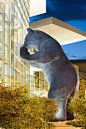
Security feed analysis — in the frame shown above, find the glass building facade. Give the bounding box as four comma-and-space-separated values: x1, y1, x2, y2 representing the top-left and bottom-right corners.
0, 0, 49, 91
30, 71, 49, 91
0, 0, 30, 86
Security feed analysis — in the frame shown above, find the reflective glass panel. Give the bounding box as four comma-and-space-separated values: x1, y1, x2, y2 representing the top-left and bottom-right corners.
5, 46, 10, 62
0, 25, 5, 41
0, 8, 5, 25
0, 57, 4, 74
5, 31, 10, 47
5, 61, 10, 76
11, 66, 14, 79
14, 44, 18, 56
0, 40, 4, 57
14, 69, 17, 80
5, 4, 10, 18
11, 14, 14, 25
11, 53, 14, 65
11, 40, 14, 52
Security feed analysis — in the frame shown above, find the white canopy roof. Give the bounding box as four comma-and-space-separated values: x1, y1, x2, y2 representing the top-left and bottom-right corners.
30, 17, 86, 45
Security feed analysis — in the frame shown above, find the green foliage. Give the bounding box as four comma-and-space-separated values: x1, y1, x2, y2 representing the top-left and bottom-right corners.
40, 97, 58, 122
66, 97, 86, 128
0, 79, 58, 129
46, 123, 55, 129
0, 79, 30, 129
66, 121, 85, 127
79, 79, 86, 99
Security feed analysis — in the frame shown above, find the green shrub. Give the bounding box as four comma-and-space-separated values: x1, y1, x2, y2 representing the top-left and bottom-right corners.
0, 80, 31, 129
66, 121, 84, 127
66, 97, 86, 128
39, 97, 58, 122
0, 79, 58, 129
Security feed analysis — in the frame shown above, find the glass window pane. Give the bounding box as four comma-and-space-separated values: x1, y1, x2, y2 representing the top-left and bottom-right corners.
14, 69, 17, 81
8, 0, 10, 5
17, 72, 20, 82
15, 0, 18, 7
0, 73, 3, 79
15, 7, 18, 19
0, 57, 4, 74
11, 2, 15, 13
11, 14, 14, 25
11, 27, 14, 38
14, 32, 18, 44
11, 66, 14, 79
11, 40, 14, 52
1, 5, 5, 11
24, 77, 26, 85
21, 64, 23, 73
5, 4, 10, 19
11, 53, 14, 65
24, 67, 26, 76
5, 77, 10, 86
14, 57, 17, 68
0, 40, 4, 57
0, 25, 5, 41
18, 35, 21, 48
18, 17, 21, 26
5, 46, 10, 61
5, 61, 10, 76
18, 48, 20, 59
14, 19, 18, 26
21, 75, 23, 84
5, 31, 10, 47
5, 20, 10, 33
17, 61, 20, 71
14, 44, 18, 56
0, 8, 5, 25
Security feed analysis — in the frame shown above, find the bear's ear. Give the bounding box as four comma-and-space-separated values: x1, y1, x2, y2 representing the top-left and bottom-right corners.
27, 28, 33, 32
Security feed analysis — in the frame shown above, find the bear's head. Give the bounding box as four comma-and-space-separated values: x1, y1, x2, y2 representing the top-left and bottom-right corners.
23, 28, 52, 51
20, 28, 62, 63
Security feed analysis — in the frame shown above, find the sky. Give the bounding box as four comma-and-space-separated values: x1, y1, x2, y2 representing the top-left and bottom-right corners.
29, 0, 86, 60
30, 0, 86, 32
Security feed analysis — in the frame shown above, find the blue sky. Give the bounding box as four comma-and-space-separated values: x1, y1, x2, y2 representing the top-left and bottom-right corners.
30, 0, 86, 60
30, 0, 86, 32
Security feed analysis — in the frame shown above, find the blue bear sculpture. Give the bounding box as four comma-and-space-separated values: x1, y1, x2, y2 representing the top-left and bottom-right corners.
20, 28, 79, 121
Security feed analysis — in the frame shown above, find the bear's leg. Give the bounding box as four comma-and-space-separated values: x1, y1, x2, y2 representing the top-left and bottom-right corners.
54, 98, 67, 121
66, 110, 75, 120
66, 98, 75, 120
48, 90, 68, 121
66, 87, 77, 120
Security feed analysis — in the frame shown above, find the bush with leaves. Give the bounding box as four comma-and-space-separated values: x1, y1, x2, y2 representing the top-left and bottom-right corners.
0, 79, 31, 129
79, 79, 86, 99
66, 97, 86, 128
0, 79, 58, 129
27, 95, 45, 129
40, 97, 58, 122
